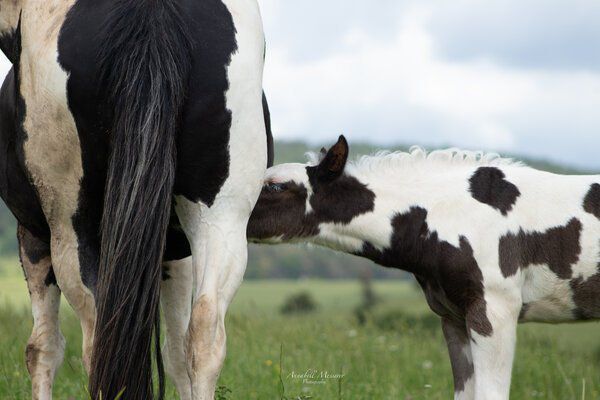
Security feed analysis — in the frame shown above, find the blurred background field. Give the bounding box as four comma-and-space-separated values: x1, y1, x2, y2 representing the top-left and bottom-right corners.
1, 264, 599, 399
1, 141, 600, 400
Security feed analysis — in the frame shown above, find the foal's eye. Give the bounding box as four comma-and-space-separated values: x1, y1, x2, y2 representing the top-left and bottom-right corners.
266, 183, 287, 193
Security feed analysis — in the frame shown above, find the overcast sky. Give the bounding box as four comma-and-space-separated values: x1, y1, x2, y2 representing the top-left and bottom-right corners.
259, 0, 600, 169
1, 1, 599, 169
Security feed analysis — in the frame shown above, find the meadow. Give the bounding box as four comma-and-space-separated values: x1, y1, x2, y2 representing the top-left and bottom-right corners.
1, 257, 599, 400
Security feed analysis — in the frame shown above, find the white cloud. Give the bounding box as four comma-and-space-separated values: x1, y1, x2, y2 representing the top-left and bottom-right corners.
261, 2, 600, 168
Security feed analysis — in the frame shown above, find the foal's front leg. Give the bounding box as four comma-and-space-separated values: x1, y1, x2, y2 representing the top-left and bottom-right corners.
467, 290, 521, 400
442, 318, 474, 400
176, 199, 253, 400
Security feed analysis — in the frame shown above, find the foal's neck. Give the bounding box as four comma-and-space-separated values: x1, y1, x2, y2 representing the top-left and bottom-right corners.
311, 167, 467, 273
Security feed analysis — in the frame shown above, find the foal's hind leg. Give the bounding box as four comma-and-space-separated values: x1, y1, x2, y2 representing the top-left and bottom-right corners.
18, 226, 65, 400
162, 258, 193, 400
442, 318, 474, 400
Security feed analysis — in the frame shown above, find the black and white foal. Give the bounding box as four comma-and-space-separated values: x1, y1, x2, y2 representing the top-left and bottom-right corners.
0, 1, 270, 399
248, 136, 600, 400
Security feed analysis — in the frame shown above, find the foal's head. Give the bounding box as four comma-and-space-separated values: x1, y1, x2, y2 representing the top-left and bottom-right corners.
248, 136, 376, 246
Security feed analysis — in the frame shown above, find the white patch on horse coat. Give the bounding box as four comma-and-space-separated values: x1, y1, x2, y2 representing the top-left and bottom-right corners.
20, 239, 65, 400
175, 0, 267, 398
161, 258, 193, 400
18, 0, 97, 374
0, 0, 21, 35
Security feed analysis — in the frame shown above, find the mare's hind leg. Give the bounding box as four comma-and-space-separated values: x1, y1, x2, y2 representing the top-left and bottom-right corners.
49, 233, 96, 375
161, 258, 193, 400
176, 198, 260, 400
18, 225, 65, 400
442, 318, 474, 400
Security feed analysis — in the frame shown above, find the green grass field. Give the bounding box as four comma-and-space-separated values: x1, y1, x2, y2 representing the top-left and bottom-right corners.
1, 258, 599, 399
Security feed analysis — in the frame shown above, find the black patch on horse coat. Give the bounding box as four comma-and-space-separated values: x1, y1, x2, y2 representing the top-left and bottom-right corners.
358, 207, 493, 337
570, 271, 600, 319
17, 226, 50, 265
0, 29, 20, 64
164, 211, 192, 262
172, 1, 238, 207
263, 92, 274, 168
0, 26, 50, 243
17, 225, 55, 287
44, 268, 58, 287
498, 218, 582, 279
469, 167, 520, 216
307, 173, 376, 224
442, 318, 474, 393
583, 183, 600, 219
58, 0, 115, 292
248, 182, 319, 240
161, 265, 171, 282
248, 174, 376, 240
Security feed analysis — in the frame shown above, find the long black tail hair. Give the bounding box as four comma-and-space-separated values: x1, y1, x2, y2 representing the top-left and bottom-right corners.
89, 1, 191, 399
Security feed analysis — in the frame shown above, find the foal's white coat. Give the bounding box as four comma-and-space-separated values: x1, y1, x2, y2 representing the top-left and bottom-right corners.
264, 147, 600, 400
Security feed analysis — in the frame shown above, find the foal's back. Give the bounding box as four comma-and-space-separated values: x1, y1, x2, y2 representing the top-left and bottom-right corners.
392, 162, 600, 323
474, 165, 600, 322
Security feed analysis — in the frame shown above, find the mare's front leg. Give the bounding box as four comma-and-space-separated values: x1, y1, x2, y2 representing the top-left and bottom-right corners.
467, 285, 521, 400
18, 225, 65, 400
442, 318, 474, 400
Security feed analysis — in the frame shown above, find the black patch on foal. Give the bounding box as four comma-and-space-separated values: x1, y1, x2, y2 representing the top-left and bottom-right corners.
248, 174, 376, 241
575, 184, 600, 319
248, 182, 320, 240
583, 183, 600, 219
359, 207, 493, 337
499, 218, 582, 279
441, 318, 474, 393
570, 271, 600, 319
308, 173, 376, 224
469, 167, 520, 216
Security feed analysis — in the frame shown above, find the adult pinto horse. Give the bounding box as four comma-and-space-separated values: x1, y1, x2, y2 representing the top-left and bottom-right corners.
0, 0, 270, 399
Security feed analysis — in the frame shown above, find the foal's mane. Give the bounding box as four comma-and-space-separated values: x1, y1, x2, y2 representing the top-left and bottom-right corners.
307, 146, 523, 174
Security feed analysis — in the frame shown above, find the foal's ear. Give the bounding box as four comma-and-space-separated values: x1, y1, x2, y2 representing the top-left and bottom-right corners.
315, 135, 349, 182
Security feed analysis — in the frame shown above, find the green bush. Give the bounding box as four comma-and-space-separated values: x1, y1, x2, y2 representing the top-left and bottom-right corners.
280, 291, 318, 315
372, 308, 440, 334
